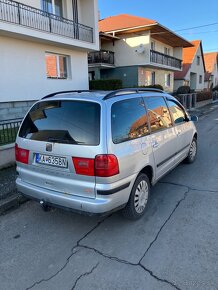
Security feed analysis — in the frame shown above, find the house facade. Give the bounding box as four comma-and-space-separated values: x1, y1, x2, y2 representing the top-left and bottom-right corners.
174, 40, 206, 92
204, 52, 218, 90
0, 0, 99, 120
88, 14, 192, 92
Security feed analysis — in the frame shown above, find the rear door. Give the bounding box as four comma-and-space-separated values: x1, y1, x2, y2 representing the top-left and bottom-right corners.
17, 99, 102, 199
143, 96, 177, 180
166, 98, 194, 163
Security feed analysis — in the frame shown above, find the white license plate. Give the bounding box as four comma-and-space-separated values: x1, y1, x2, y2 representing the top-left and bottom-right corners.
35, 153, 68, 168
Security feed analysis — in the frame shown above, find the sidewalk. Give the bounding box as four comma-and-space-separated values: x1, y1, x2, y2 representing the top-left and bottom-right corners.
0, 166, 26, 214
0, 100, 217, 215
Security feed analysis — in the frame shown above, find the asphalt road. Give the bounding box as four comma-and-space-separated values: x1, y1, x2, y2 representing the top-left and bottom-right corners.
1, 105, 218, 290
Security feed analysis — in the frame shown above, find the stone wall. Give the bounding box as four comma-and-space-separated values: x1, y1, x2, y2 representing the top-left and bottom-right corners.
0, 101, 36, 121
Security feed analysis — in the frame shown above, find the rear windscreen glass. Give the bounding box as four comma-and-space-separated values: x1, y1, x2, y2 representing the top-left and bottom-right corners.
19, 100, 100, 146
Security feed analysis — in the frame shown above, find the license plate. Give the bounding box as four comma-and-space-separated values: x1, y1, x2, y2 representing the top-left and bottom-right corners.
35, 153, 68, 168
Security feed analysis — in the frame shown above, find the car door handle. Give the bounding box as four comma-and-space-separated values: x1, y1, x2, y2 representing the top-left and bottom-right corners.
177, 130, 181, 135
152, 140, 159, 148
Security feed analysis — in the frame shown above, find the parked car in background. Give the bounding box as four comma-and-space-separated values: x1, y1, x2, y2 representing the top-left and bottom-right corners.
15, 89, 198, 220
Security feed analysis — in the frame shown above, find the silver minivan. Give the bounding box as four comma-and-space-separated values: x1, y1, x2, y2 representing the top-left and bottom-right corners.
16, 89, 198, 219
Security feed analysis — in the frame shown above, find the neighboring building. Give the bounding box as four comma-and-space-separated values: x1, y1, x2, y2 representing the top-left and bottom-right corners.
88, 14, 192, 92
0, 0, 99, 119
204, 52, 218, 90
174, 40, 206, 92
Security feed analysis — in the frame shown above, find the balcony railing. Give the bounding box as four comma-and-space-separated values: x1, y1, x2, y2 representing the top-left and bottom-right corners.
0, 0, 93, 43
150, 50, 182, 69
88, 50, 115, 65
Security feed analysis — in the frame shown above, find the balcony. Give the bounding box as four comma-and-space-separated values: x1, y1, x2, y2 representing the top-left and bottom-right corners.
0, 0, 93, 43
150, 50, 182, 69
88, 50, 115, 67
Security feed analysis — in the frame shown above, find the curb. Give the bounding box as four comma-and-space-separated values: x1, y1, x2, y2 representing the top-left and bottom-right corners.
0, 192, 28, 215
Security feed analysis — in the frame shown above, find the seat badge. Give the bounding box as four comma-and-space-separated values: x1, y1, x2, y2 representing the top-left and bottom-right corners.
46, 143, 52, 152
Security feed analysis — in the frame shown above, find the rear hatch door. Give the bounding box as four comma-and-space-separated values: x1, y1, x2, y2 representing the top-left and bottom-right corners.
17, 99, 102, 199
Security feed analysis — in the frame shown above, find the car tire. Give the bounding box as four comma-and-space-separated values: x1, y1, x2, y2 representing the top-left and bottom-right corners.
122, 173, 150, 220
184, 137, 197, 164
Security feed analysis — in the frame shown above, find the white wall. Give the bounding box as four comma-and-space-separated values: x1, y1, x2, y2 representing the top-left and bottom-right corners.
102, 31, 150, 67
186, 45, 205, 91
174, 80, 184, 92
0, 36, 89, 102
17, 0, 40, 9
138, 67, 174, 92
173, 47, 183, 60
150, 38, 173, 56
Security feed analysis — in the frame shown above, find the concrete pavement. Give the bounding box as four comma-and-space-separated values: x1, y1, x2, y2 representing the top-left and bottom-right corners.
0, 104, 218, 290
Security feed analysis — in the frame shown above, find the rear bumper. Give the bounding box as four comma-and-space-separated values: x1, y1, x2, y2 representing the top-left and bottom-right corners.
16, 177, 134, 214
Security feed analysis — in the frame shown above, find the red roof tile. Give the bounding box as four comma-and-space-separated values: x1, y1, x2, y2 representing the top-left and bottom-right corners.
99, 14, 156, 32
174, 40, 203, 80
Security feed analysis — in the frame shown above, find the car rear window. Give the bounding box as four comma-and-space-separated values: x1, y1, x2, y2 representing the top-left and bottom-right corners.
19, 100, 100, 146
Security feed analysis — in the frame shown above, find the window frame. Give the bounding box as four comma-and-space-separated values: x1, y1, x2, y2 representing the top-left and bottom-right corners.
19, 100, 101, 146
111, 97, 150, 144
45, 52, 70, 80
41, 0, 64, 16
151, 41, 155, 51
151, 72, 155, 85
143, 96, 173, 134
197, 56, 200, 66
165, 73, 171, 87
199, 75, 202, 84
166, 98, 188, 126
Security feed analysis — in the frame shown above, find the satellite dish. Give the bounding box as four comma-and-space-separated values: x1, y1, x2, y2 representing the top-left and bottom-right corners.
135, 44, 145, 54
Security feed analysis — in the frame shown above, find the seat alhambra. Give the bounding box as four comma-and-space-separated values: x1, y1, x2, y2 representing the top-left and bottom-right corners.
16, 89, 198, 219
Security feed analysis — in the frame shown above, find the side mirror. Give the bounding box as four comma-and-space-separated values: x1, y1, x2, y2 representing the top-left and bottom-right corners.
190, 115, 198, 122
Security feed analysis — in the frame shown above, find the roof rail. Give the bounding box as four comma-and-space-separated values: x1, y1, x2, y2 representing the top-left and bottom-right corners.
41, 90, 92, 100
103, 88, 164, 100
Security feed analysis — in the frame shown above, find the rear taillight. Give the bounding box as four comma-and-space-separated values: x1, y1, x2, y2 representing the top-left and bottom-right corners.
72, 154, 119, 177
15, 143, 29, 164
95, 154, 119, 177
72, 157, 95, 176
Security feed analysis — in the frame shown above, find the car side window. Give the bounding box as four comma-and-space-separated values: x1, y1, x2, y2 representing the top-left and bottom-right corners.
111, 97, 149, 144
144, 96, 173, 132
167, 99, 187, 124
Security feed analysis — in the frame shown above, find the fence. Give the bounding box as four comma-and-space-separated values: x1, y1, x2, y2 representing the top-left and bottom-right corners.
0, 118, 22, 146
176, 93, 197, 109
0, 0, 93, 43
212, 91, 218, 102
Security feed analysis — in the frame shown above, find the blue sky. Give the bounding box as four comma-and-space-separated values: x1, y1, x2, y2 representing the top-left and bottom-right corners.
98, 0, 218, 53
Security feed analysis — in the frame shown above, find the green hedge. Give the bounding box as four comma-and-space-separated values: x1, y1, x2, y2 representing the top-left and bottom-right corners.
212, 85, 218, 91
89, 79, 122, 90
177, 86, 191, 94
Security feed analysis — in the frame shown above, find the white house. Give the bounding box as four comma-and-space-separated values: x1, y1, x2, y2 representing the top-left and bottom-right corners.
204, 52, 218, 90
88, 14, 192, 92
174, 40, 206, 92
0, 0, 99, 120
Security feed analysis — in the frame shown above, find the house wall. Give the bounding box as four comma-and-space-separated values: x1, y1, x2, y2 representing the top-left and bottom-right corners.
100, 66, 174, 92
204, 61, 218, 89
101, 32, 151, 67
100, 66, 139, 87
174, 80, 184, 92
0, 36, 89, 105
150, 38, 173, 56
13, 0, 96, 25
186, 46, 205, 91
0, 0, 99, 51
138, 67, 174, 92
173, 47, 183, 60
